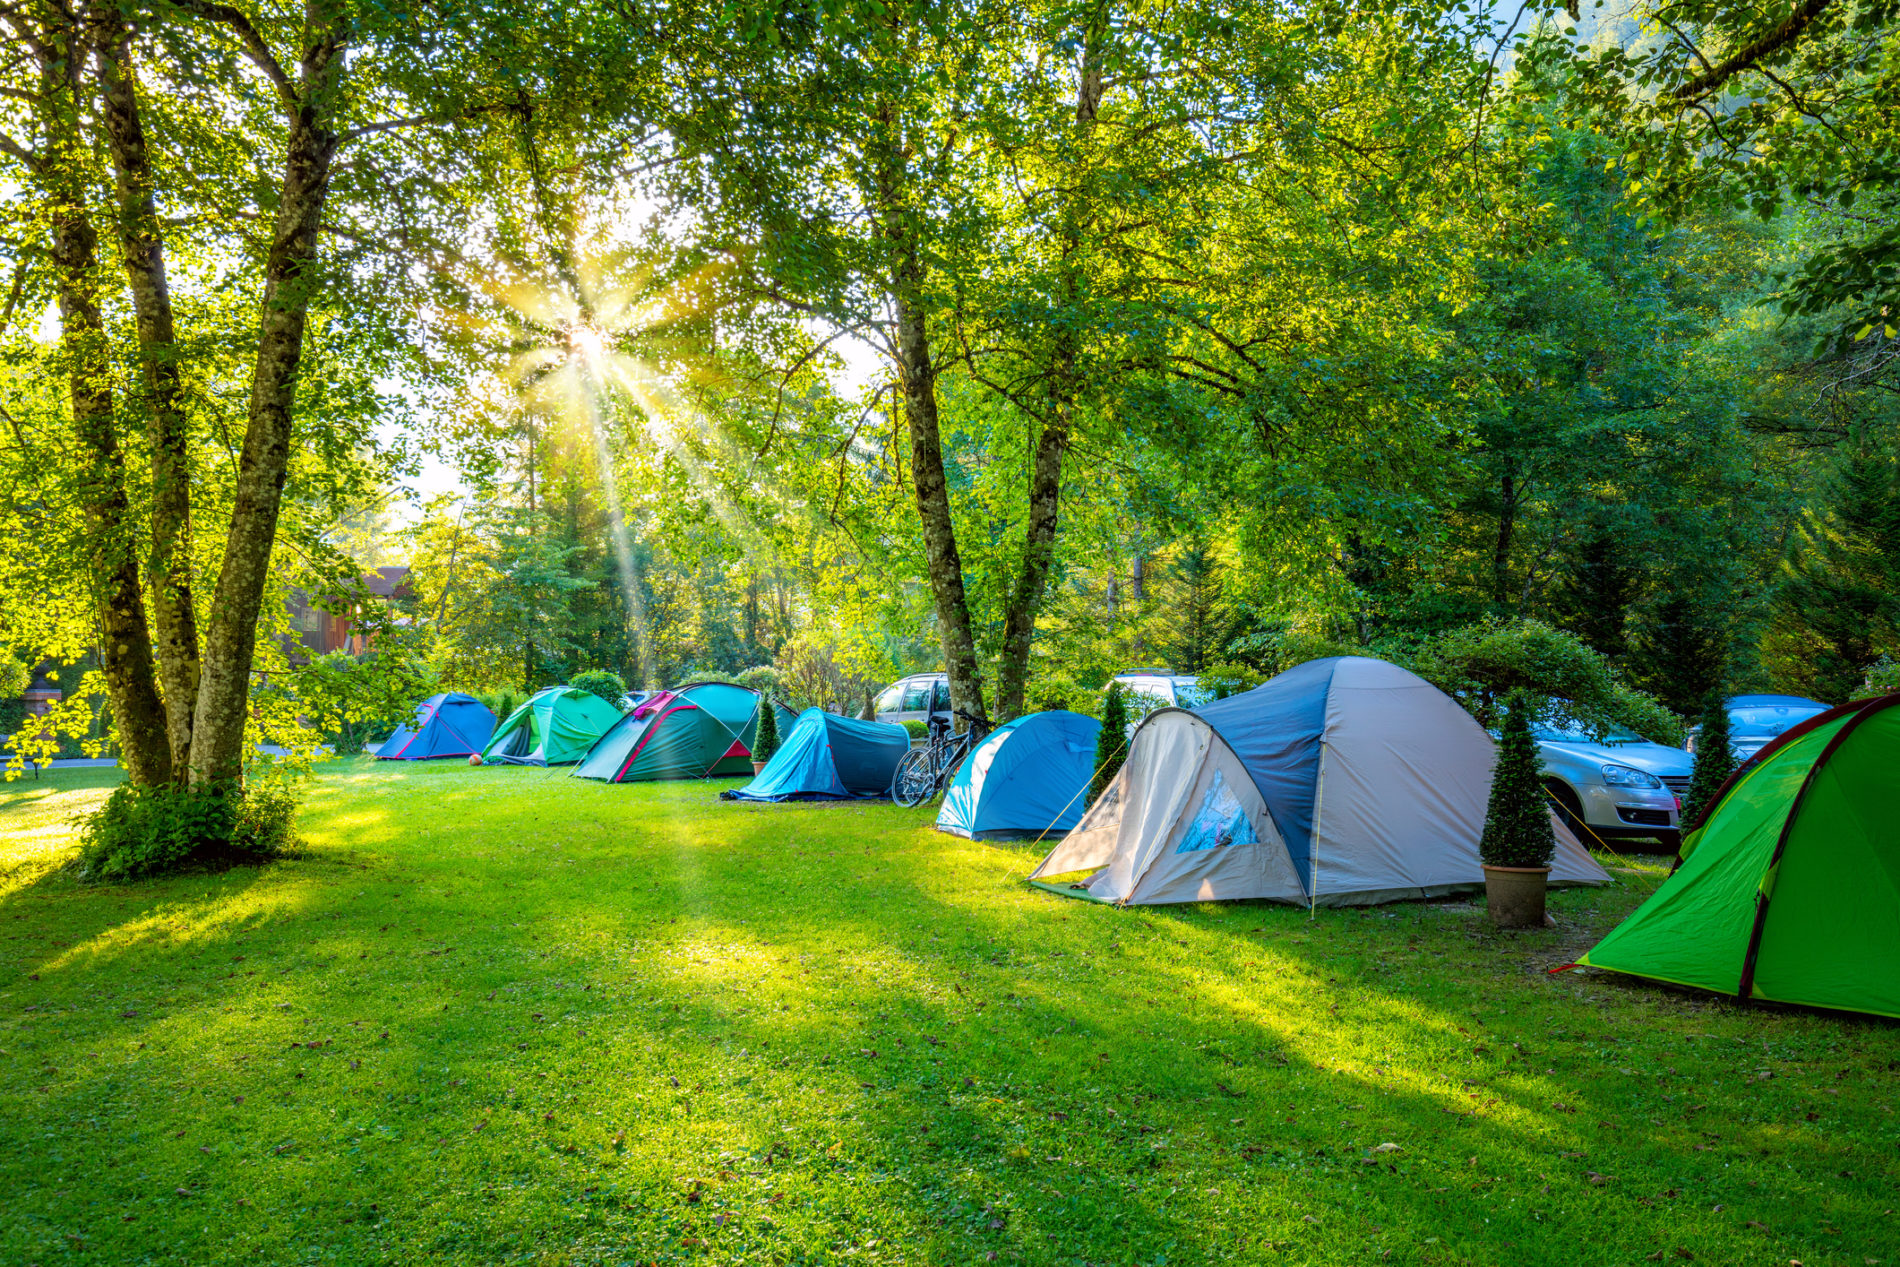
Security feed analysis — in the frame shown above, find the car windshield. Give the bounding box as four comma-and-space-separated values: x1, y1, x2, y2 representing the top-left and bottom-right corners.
1531, 720, 1647, 745
1729, 705, 1826, 735
1174, 678, 1213, 708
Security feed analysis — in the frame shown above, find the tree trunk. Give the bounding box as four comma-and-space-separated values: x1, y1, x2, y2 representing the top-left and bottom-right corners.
36, 19, 173, 787
189, 12, 348, 786
872, 107, 988, 730
990, 25, 1102, 722
95, 20, 201, 783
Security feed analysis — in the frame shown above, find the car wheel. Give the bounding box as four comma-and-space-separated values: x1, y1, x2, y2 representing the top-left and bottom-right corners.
1543, 779, 1587, 837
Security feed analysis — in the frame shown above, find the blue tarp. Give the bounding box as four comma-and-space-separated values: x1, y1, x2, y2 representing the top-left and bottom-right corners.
937, 710, 1101, 840
721, 709, 911, 802
377, 693, 496, 760
1190, 657, 1339, 875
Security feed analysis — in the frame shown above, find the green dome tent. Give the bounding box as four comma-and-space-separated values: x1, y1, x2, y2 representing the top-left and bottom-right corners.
572, 682, 797, 782
1571, 694, 1900, 1019
479, 686, 623, 766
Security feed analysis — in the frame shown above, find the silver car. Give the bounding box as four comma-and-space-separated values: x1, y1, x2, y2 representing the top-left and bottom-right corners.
1110, 670, 1211, 714
873, 673, 950, 729
1534, 720, 1693, 851
1687, 694, 1830, 763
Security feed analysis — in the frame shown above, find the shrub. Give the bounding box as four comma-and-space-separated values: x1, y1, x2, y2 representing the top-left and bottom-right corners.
901, 718, 929, 740
76, 780, 299, 881
1408, 616, 1684, 744
1683, 692, 1736, 825
1198, 661, 1264, 700
1026, 674, 1095, 716
1090, 683, 1132, 802
737, 665, 783, 697
1478, 692, 1556, 869
1862, 655, 1900, 696
569, 670, 628, 710
754, 700, 782, 761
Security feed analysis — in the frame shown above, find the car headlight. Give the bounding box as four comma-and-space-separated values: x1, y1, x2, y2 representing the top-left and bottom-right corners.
1601, 763, 1662, 789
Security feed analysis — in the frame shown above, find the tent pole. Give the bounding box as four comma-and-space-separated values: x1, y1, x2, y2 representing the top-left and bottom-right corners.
1309, 740, 1329, 917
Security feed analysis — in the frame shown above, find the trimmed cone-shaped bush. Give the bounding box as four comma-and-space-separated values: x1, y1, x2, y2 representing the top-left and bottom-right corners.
754, 698, 781, 762
1479, 692, 1556, 869
1683, 692, 1735, 825
1090, 683, 1131, 802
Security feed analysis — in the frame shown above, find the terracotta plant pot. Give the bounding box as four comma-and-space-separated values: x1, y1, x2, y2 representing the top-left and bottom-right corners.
1483, 865, 1550, 929
751, 760, 768, 776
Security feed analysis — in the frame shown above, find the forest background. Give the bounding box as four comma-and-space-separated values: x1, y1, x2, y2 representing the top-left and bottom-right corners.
2, 0, 1897, 776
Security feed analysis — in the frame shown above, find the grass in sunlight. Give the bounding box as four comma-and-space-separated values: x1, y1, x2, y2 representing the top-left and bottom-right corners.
1, 760, 1896, 1266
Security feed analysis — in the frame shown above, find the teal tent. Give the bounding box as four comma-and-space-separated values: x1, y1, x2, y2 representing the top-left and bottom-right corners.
573, 683, 797, 782
721, 709, 910, 801
479, 687, 622, 766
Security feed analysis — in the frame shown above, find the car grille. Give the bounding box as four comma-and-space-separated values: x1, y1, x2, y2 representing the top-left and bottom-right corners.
1660, 775, 1691, 798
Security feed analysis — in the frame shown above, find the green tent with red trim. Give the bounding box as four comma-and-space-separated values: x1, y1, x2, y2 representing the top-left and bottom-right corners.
1573, 694, 1900, 1019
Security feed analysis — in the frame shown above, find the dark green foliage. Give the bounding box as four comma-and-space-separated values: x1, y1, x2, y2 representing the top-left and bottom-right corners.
1552, 520, 1640, 661
1630, 589, 1728, 716
1478, 693, 1556, 869
76, 780, 298, 881
569, 669, 628, 710
753, 699, 781, 761
1684, 692, 1736, 826
1769, 448, 1900, 703
1090, 683, 1131, 802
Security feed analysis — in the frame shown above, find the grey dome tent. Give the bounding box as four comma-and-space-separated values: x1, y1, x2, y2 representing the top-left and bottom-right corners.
1029, 656, 1610, 906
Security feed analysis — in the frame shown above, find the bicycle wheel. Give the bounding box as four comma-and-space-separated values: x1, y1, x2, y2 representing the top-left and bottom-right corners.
891, 747, 937, 808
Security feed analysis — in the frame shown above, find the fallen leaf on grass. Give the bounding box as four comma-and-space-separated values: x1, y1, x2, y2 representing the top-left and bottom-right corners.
1370, 1142, 1403, 1154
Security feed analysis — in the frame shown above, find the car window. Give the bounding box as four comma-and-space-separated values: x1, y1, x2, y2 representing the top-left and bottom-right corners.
930, 680, 951, 711
901, 681, 930, 711
1729, 705, 1826, 735
1174, 677, 1212, 708
1532, 721, 1646, 744
875, 685, 903, 712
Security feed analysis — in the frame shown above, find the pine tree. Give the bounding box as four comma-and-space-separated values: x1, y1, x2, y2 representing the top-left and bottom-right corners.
1683, 691, 1734, 825
1553, 520, 1639, 660
1479, 692, 1557, 868
753, 699, 781, 762
1630, 589, 1727, 716
1090, 683, 1131, 802
1770, 447, 1900, 702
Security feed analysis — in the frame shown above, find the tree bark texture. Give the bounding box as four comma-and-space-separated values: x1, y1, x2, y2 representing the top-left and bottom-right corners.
189, 7, 347, 785
96, 20, 201, 782
873, 109, 989, 730
991, 26, 1101, 720
36, 19, 173, 786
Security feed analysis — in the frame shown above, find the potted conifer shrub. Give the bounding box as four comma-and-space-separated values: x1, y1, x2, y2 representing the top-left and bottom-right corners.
1479, 691, 1557, 929
752, 700, 781, 776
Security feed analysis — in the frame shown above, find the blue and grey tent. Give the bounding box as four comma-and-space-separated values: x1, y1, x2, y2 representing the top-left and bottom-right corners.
721, 708, 911, 802
1030, 656, 1610, 906
376, 692, 496, 760
936, 710, 1101, 840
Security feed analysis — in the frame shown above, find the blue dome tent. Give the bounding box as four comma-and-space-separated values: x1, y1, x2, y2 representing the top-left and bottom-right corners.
937, 710, 1101, 840
375, 693, 496, 760
721, 709, 911, 801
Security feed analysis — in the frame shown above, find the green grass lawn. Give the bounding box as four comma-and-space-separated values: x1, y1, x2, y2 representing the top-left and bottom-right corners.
1, 761, 1895, 1266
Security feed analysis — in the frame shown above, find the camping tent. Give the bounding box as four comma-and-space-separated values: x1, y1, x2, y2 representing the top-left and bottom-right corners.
376, 692, 496, 760
937, 710, 1102, 840
721, 708, 911, 801
479, 686, 623, 766
573, 682, 798, 782
1571, 694, 1900, 1018
1029, 656, 1610, 906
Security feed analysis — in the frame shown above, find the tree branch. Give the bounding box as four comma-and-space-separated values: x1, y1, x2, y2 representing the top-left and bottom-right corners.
167, 0, 298, 113
1671, 0, 1836, 103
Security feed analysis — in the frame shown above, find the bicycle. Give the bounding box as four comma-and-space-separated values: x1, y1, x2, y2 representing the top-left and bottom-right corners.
891, 707, 990, 807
